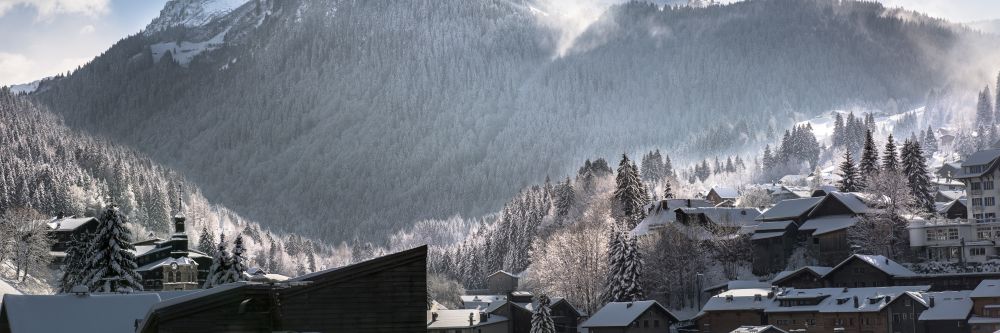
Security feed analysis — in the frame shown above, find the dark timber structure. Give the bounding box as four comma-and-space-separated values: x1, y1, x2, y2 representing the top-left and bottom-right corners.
137, 245, 428, 333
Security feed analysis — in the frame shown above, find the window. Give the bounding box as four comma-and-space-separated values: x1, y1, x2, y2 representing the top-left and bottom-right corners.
986, 181, 996, 190
644, 320, 649, 328
973, 198, 984, 207
987, 197, 997, 206
972, 248, 987, 256
973, 182, 983, 190
927, 228, 959, 241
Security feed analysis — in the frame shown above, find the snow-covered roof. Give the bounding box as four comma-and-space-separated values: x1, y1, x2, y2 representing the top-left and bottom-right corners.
758, 197, 822, 221
971, 279, 1000, 298
771, 266, 833, 284
1, 293, 162, 333
634, 199, 714, 236
730, 325, 788, 333
488, 270, 522, 279
938, 198, 967, 214
779, 175, 807, 184
827, 192, 872, 214
957, 149, 1000, 178
136, 256, 198, 272
751, 231, 785, 240
710, 186, 739, 199
936, 190, 965, 202
915, 291, 972, 321
46, 217, 96, 231
702, 288, 773, 312
705, 280, 772, 293
132, 244, 169, 257
676, 207, 762, 228
755, 220, 794, 232
427, 309, 508, 328
580, 301, 675, 328
764, 286, 929, 314
460, 295, 506, 309
798, 215, 858, 235
830, 254, 915, 277
968, 316, 1000, 324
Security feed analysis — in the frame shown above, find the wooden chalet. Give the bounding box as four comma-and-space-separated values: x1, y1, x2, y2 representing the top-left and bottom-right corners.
706, 186, 739, 206
486, 270, 520, 295
798, 192, 871, 266
968, 279, 1000, 333
133, 214, 212, 291
137, 245, 427, 333
485, 291, 582, 333
770, 266, 832, 289
581, 300, 678, 333
45, 215, 99, 263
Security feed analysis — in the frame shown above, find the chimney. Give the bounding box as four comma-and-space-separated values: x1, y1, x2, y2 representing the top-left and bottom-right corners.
480, 311, 488, 323
469, 312, 474, 326
929, 297, 935, 308
726, 295, 734, 302
431, 312, 438, 322
754, 294, 762, 302
853, 296, 859, 308
626, 302, 633, 308
687, 199, 692, 207
56, 211, 64, 219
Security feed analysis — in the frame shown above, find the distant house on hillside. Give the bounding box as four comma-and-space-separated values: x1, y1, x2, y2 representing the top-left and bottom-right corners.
485, 291, 582, 333
45, 215, 98, 262
770, 266, 832, 289
581, 300, 678, 333
632, 199, 713, 236
798, 192, 871, 266
675, 207, 761, 235
706, 186, 739, 206
487, 271, 520, 295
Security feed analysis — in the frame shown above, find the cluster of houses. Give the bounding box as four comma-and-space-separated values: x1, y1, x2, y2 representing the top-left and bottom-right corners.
430, 147, 1000, 333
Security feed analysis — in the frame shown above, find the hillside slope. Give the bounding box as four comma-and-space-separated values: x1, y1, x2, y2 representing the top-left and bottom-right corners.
33, 0, 1000, 242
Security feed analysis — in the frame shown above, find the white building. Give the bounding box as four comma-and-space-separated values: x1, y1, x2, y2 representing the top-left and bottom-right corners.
955, 149, 1000, 223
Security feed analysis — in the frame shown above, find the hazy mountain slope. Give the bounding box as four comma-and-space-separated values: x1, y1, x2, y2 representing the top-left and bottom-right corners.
33, 0, 998, 243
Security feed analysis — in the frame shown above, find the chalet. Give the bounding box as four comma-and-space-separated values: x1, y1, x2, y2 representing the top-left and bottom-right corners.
968, 279, 1000, 333
798, 192, 872, 266
764, 286, 930, 333
675, 207, 761, 235
938, 198, 969, 219
632, 199, 713, 236
938, 162, 963, 181
751, 220, 797, 275
487, 270, 520, 295
137, 245, 428, 333
427, 309, 508, 333
916, 290, 972, 333
695, 288, 773, 333
756, 197, 822, 225
0, 292, 163, 333
707, 186, 739, 206
770, 266, 832, 289
954, 149, 1000, 224
769, 185, 811, 202
581, 300, 679, 333
45, 215, 99, 262
486, 291, 582, 333
730, 325, 787, 333
822, 254, 915, 288
133, 214, 212, 291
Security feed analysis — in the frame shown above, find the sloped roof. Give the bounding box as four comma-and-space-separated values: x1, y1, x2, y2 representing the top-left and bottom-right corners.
1, 293, 162, 333
758, 197, 822, 221
705, 280, 772, 293
938, 198, 967, 214
46, 217, 96, 231
829, 254, 916, 278
765, 286, 930, 314
633, 199, 715, 236
971, 279, 1000, 298
771, 266, 833, 284
136, 256, 198, 272
956, 149, 1000, 178
916, 290, 972, 321
427, 309, 508, 329
730, 325, 788, 333
710, 186, 739, 199
702, 288, 773, 312
755, 220, 794, 232
751, 231, 785, 240
676, 207, 762, 228
581, 301, 676, 328
936, 190, 965, 202
488, 270, 522, 279
799, 215, 858, 235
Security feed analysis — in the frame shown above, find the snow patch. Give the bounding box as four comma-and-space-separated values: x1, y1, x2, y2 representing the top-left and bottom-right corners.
146, 0, 248, 34
150, 28, 230, 67
8, 80, 40, 94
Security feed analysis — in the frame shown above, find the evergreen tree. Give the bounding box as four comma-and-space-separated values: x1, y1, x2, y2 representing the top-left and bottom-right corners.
197, 225, 216, 257
923, 126, 938, 157
902, 140, 935, 213
663, 154, 674, 178
859, 129, 880, 184
833, 113, 845, 147
58, 233, 89, 293
228, 234, 248, 282
602, 228, 625, 304
762, 145, 774, 169
204, 232, 232, 288
662, 180, 673, 199
837, 150, 861, 192
554, 177, 575, 219
602, 228, 643, 304
83, 204, 142, 292
530, 294, 556, 333
620, 234, 643, 301
882, 134, 899, 172
978, 86, 994, 125
612, 154, 648, 228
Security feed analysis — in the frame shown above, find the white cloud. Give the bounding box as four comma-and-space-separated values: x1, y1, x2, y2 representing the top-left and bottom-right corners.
79, 24, 95, 34
0, 0, 110, 18
877, 0, 1000, 22
0, 52, 35, 85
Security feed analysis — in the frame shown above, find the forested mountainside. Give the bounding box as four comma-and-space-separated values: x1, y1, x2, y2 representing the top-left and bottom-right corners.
32, 0, 999, 243
0, 89, 348, 276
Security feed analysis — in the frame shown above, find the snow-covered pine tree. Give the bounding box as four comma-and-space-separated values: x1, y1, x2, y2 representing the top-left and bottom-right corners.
530, 294, 556, 333
602, 227, 625, 304
902, 140, 935, 213
58, 233, 89, 293
612, 154, 648, 228
662, 179, 673, 199
84, 204, 142, 292
204, 232, 232, 288
978, 86, 994, 125
197, 225, 216, 257
762, 145, 774, 169
663, 153, 673, 178
837, 150, 861, 193
882, 134, 899, 172
228, 234, 248, 282
620, 234, 644, 301
833, 113, 845, 147
923, 126, 938, 157
555, 177, 575, 219
859, 129, 880, 185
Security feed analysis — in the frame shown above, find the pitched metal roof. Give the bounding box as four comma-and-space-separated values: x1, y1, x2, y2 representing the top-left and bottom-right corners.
758, 197, 823, 221
581, 300, 676, 328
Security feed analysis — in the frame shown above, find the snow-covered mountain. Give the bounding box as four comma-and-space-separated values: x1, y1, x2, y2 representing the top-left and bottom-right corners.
145, 0, 249, 34
33, 0, 1000, 244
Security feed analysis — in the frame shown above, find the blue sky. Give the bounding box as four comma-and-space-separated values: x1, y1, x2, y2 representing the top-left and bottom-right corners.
0, 0, 998, 87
